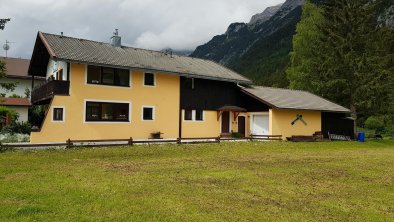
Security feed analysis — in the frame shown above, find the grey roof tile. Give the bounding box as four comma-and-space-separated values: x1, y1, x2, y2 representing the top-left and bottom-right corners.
243, 86, 350, 113
40, 32, 251, 83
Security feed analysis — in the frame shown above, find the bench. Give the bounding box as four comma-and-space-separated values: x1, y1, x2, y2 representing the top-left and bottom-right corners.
250, 135, 282, 141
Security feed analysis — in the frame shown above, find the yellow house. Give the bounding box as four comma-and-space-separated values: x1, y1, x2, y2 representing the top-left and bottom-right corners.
28, 31, 352, 143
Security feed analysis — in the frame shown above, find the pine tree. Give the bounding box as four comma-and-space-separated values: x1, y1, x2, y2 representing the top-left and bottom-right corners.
288, 0, 394, 129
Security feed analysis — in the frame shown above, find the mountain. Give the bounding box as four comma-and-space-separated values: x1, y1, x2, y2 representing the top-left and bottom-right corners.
191, 0, 304, 87
161, 48, 194, 56
249, 4, 283, 26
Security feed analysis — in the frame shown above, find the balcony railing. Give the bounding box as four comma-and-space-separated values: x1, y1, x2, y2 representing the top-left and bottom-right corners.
31, 79, 70, 104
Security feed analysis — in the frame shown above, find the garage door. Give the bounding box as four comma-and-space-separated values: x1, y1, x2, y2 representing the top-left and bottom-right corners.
252, 115, 269, 135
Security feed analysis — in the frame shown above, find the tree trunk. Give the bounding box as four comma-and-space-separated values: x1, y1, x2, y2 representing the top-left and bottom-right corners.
350, 101, 357, 138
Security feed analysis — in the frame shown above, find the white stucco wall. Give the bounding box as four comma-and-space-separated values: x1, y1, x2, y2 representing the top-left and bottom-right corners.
46, 60, 68, 80
0, 78, 40, 97
8, 106, 29, 123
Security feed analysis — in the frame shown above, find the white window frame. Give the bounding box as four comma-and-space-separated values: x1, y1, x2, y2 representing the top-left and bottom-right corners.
83, 99, 132, 124
52, 106, 65, 123
143, 72, 156, 87
141, 106, 155, 121
85, 64, 132, 88
183, 110, 205, 122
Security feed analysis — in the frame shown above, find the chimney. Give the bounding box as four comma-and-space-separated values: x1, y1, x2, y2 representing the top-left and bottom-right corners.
111, 29, 121, 47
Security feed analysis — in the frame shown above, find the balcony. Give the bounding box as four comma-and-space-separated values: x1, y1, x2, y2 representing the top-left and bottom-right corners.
31, 79, 70, 104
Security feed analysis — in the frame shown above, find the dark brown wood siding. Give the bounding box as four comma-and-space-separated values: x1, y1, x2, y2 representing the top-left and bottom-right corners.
180, 77, 269, 111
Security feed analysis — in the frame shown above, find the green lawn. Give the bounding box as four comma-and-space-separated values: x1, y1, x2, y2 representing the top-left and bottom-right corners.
1, 141, 394, 221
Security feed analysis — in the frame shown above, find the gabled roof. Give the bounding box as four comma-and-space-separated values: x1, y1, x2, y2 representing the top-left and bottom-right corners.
242, 86, 351, 113
0, 57, 44, 80
0, 98, 31, 107
34, 32, 251, 84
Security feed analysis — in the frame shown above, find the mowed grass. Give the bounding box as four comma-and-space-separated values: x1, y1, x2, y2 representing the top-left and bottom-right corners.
0, 141, 394, 221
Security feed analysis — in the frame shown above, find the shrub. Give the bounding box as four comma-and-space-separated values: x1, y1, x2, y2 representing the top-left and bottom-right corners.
1, 122, 31, 135
0, 106, 19, 122
231, 132, 242, 138
364, 116, 385, 134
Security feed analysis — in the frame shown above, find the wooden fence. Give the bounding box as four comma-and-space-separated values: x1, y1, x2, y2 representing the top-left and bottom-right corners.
0, 135, 282, 150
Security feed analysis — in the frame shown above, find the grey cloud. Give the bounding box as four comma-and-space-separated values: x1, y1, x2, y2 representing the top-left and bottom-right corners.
0, 0, 284, 58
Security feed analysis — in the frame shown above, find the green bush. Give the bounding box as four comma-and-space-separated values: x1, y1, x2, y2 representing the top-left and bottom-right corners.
1, 122, 31, 135
0, 106, 18, 122
231, 132, 242, 138
365, 116, 385, 134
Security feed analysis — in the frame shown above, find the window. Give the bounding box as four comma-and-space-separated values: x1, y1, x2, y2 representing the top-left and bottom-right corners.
142, 106, 155, 120
144, 73, 155, 86
195, 110, 204, 121
87, 65, 130, 87
85, 101, 129, 122
184, 110, 192, 121
184, 110, 204, 121
53, 107, 64, 122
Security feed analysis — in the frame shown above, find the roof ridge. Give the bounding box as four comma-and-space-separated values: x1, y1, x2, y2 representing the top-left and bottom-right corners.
41, 32, 205, 60
253, 85, 306, 93
0, 56, 30, 61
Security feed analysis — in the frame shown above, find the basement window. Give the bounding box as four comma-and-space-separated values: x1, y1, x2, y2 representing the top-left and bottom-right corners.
87, 65, 130, 87
144, 72, 156, 86
85, 101, 130, 122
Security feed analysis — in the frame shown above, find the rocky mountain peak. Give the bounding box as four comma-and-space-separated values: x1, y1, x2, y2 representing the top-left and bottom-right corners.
225, 23, 248, 35
249, 4, 283, 25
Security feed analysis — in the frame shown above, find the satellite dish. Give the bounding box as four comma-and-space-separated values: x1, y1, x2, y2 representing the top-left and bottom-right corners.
3, 43, 10, 51
3, 40, 13, 57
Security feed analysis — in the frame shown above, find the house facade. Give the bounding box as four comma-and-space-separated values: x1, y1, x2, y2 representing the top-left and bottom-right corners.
0, 57, 45, 122
28, 32, 352, 143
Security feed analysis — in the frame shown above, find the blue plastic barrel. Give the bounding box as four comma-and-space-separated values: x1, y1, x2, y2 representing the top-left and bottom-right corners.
358, 132, 365, 142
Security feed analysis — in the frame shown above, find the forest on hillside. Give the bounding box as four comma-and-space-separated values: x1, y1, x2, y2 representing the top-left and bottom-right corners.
287, 0, 394, 133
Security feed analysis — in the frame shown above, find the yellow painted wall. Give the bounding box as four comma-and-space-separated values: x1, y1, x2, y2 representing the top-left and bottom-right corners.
181, 110, 220, 138
31, 64, 180, 143
270, 109, 321, 139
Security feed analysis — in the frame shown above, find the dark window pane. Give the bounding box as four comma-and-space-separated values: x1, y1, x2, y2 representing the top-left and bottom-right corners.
101, 103, 114, 120
86, 103, 100, 121
115, 69, 130, 86
143, 107, 154, 120
184, 110, 192, 121
87, 66, 101, 84
53, 108, 63, 121
102, 68, 114, 85
114, 103, 129, 121
144, 73, 155, 86
86, 102, 129, 122
195, 110, 203, 121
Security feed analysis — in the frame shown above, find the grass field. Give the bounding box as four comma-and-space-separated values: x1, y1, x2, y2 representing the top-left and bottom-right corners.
1, 140, 394, 221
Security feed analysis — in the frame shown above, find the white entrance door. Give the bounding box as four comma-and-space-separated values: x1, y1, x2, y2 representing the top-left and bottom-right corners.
252, 115, 269, 135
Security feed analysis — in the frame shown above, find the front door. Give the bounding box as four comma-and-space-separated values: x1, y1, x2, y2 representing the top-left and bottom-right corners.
221, 111, 230, 133
238, 116, 246, 137
252, 115, 269, 135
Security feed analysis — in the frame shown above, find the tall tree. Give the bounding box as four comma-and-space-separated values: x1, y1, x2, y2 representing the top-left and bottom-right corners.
0, 18, 16, 95
287, 0, 394, 128
0, 18, 10, 30
287, 1, 325, 93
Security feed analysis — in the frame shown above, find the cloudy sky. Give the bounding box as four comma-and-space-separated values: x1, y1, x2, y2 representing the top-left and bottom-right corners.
0, 0, 283, 59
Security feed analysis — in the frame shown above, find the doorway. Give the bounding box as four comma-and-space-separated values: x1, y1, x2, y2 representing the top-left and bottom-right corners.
221, 111, 230, 134
238, 116, 246, 137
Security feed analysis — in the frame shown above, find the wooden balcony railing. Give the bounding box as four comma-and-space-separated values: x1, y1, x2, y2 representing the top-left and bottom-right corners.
31, 80, 70, 104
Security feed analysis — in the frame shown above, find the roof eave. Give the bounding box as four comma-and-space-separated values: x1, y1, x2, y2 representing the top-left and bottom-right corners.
55, 57, 252, 84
